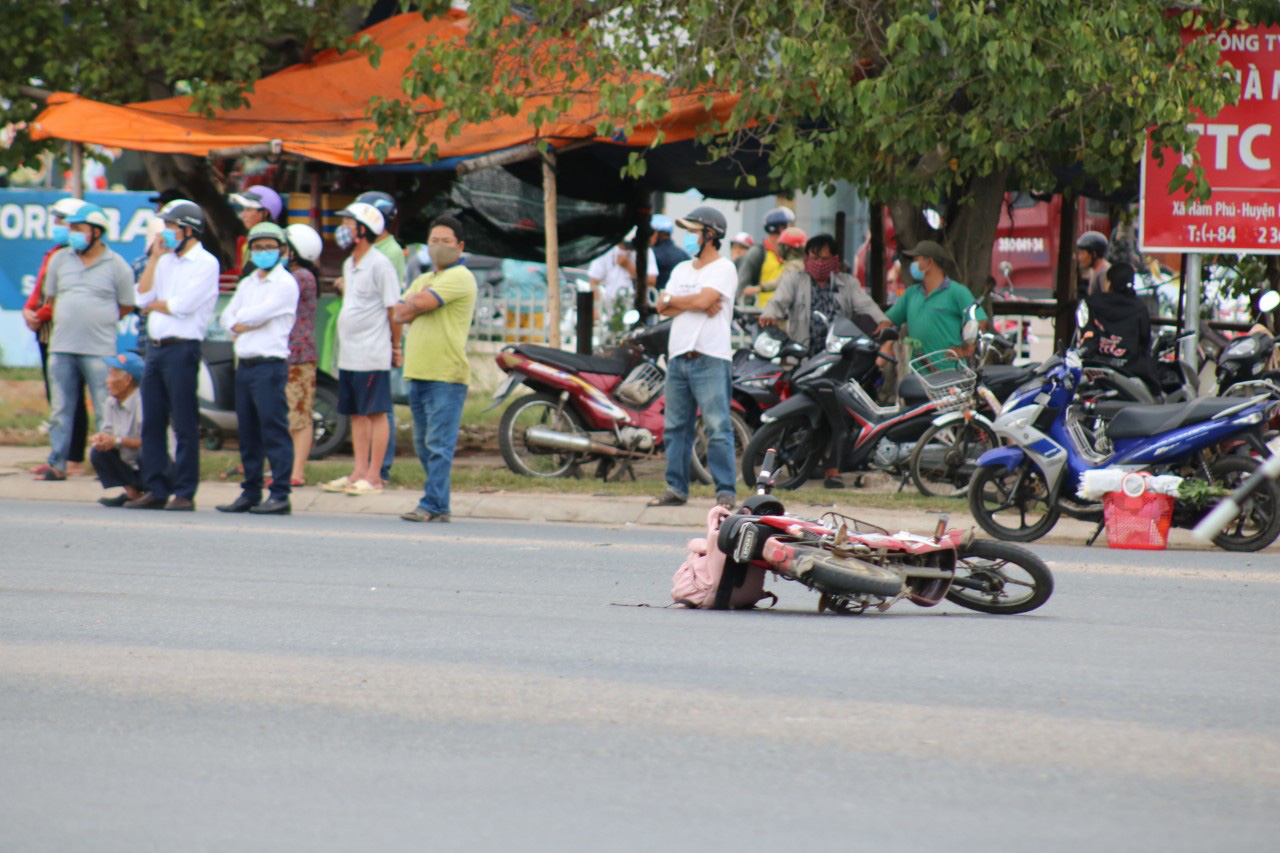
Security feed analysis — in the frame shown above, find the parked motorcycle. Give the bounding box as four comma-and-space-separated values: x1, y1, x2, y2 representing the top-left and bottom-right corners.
1213, 290, 1280, 404
968, 347, 1280, 551
700, 448, 1055, 614
491, 317, 749, 482
740, 316, 936, 489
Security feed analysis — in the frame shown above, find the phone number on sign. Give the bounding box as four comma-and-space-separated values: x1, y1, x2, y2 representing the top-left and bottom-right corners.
1182, 223, 1241, 244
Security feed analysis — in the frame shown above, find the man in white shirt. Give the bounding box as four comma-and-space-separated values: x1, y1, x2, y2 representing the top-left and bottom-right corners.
216, 222, 300, 515
320, 202, 402, 497
587, 239, 657, 320
649, 206, 739, 509
126, 200, 220, 511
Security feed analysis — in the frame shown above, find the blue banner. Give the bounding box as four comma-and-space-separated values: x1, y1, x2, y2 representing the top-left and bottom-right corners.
0, 189, 156, 366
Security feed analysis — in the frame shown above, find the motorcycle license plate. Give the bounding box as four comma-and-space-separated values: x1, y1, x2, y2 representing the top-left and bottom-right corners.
733, 523, 758, 563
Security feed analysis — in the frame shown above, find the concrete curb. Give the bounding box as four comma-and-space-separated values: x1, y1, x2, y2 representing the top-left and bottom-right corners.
0, 466, 1268, 552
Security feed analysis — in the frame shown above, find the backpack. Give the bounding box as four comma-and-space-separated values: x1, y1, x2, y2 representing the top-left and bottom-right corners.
671, 506, 774, 609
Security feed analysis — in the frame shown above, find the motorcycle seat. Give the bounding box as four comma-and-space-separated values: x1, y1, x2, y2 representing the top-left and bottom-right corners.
1104, 397, 1251, 440
512, 344, 633, 376
898, 373, 929, 404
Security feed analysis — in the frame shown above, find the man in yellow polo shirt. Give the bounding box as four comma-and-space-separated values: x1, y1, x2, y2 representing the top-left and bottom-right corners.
392, 215, 477, 523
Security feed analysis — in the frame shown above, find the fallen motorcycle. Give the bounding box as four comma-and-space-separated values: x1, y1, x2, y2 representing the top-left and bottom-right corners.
674, 448, 1054, 615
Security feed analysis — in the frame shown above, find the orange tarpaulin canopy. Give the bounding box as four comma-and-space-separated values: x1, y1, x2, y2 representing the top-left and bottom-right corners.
30, 10, 738, 168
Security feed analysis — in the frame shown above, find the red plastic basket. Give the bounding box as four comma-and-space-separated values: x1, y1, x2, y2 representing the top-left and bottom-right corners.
1103, 491, 1175, 550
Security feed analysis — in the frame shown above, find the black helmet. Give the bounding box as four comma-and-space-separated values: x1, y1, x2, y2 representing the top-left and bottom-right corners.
676, 205, 727, 240
1076, 230, 1108, 258
160, 200, 205, 235
355, 190, 397, 222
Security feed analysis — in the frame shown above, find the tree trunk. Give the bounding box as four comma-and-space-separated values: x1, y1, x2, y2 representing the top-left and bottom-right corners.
941, 168, 1008, 301
140, 151, 240, 269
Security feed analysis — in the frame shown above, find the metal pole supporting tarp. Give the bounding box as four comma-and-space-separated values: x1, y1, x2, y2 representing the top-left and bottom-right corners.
542, 150, 561, 349
1181, 253, 1203, 372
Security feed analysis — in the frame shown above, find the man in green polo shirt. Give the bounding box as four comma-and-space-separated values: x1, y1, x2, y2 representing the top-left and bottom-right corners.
882, 240, 987, 362
392, 215, 477, 523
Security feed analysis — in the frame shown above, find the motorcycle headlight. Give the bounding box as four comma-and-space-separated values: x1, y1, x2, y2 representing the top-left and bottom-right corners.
826, 335, 853, 354
754, 334, 783, 359
1223, 336, 1260, 360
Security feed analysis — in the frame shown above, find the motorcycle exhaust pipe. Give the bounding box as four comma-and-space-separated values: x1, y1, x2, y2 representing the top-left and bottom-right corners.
524, 426, 628, 457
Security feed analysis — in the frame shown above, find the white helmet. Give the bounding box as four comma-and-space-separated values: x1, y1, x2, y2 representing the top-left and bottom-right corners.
337, 201, 385, 237
50, 197, 87, 219
285, 223, 323, 262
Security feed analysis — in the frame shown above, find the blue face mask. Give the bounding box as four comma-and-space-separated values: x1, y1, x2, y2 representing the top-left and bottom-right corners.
50, 223, 70, 245
162, 229, 182, 250
251, 249, 280, 270
68, 231, 91, 253
334, 224, 355, 250
910, 260, 925, 282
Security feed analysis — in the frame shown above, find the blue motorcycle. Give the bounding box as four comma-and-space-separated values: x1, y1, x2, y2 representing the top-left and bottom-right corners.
968, 350, 1280, 551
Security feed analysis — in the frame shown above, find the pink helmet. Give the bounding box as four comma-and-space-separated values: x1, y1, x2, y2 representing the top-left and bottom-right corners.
231, 185, 284, 221
730, 231, 754, 248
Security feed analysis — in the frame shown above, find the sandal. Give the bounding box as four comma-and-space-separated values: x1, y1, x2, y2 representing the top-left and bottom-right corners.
290, 477, 306, 487
647, 491, 687, 507
36, 468, 66, 481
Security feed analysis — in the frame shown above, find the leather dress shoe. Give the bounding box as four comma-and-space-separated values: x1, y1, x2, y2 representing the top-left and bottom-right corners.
124, 492, 168, 510
216, 494, 260, 513
98, 493, 130, 507
249, 498, 291, 515
166, 496, 195, 512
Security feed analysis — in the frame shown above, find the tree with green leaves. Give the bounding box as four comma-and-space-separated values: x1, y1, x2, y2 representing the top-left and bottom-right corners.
367, 0, 1267, 297
1, 0, 366, 260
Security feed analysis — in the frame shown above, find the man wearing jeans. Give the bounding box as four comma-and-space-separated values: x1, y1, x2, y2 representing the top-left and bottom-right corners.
393, 215, 477, 523
39, 202, 136, 481
649, 206, 738, 510
127, 200, 220, 511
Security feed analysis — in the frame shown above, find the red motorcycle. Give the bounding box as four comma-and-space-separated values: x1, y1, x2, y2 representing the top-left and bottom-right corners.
699, 449, 1054, 614
491, 320, 720, 482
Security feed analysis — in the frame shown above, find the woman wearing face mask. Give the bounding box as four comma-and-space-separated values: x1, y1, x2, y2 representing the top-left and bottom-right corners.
215, 222, 300, 516
391, 215, 477, 523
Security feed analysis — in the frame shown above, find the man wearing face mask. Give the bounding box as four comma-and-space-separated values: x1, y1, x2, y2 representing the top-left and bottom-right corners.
38, 203, 136, 481
393, 215, 477, 523
650, 206, 739, 510
882, 240, 986, 366
215, 223, 300, 515
24, 197, 91, 478
759, 233, 889, 356
128, 200, 220, 510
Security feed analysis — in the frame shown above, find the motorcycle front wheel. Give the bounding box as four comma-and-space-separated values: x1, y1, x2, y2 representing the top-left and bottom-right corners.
968, 461, 1061, 542
1205, 455, 1280, 552
498, 392, 587, 478
740, 416, 829, 490
947, 539, 1054, 614
909, 418, 998, 498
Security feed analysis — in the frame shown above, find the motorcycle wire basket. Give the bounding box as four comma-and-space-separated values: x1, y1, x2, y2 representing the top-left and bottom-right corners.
819, 511, 890, 536
1103, 490, 1174, 550
614, 361, 666, 408
908, 350, 977, 414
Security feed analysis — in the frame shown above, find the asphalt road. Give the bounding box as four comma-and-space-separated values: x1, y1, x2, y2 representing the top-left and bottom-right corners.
1, 499, 1277, 852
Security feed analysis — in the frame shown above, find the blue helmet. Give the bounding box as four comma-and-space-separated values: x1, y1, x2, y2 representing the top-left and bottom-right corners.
650, 213, 675, 233
65, 202, 110, 231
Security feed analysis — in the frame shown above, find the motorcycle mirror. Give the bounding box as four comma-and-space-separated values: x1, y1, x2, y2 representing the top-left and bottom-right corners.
1260, 290, 1280, 313
962, 304, 980, 343
1076, 301, 1090, 329
622, 309, 641, 326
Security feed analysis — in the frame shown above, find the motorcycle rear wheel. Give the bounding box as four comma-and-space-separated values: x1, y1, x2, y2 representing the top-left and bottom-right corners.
968, 461, 1061, 542
791, 547, 904, 598
946, 539, 1054, 614
741, 416, 829, 490
909, 418, 998, 498
1206, 455, 1280, 552
498, 392, 587, 478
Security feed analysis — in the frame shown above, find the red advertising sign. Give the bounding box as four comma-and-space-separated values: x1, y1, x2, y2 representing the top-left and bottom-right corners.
1140, 26, 1280, 254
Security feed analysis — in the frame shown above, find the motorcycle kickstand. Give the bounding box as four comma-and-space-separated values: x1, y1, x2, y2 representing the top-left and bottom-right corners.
896, 471, 908, 493
1085, 519, 1105, 547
